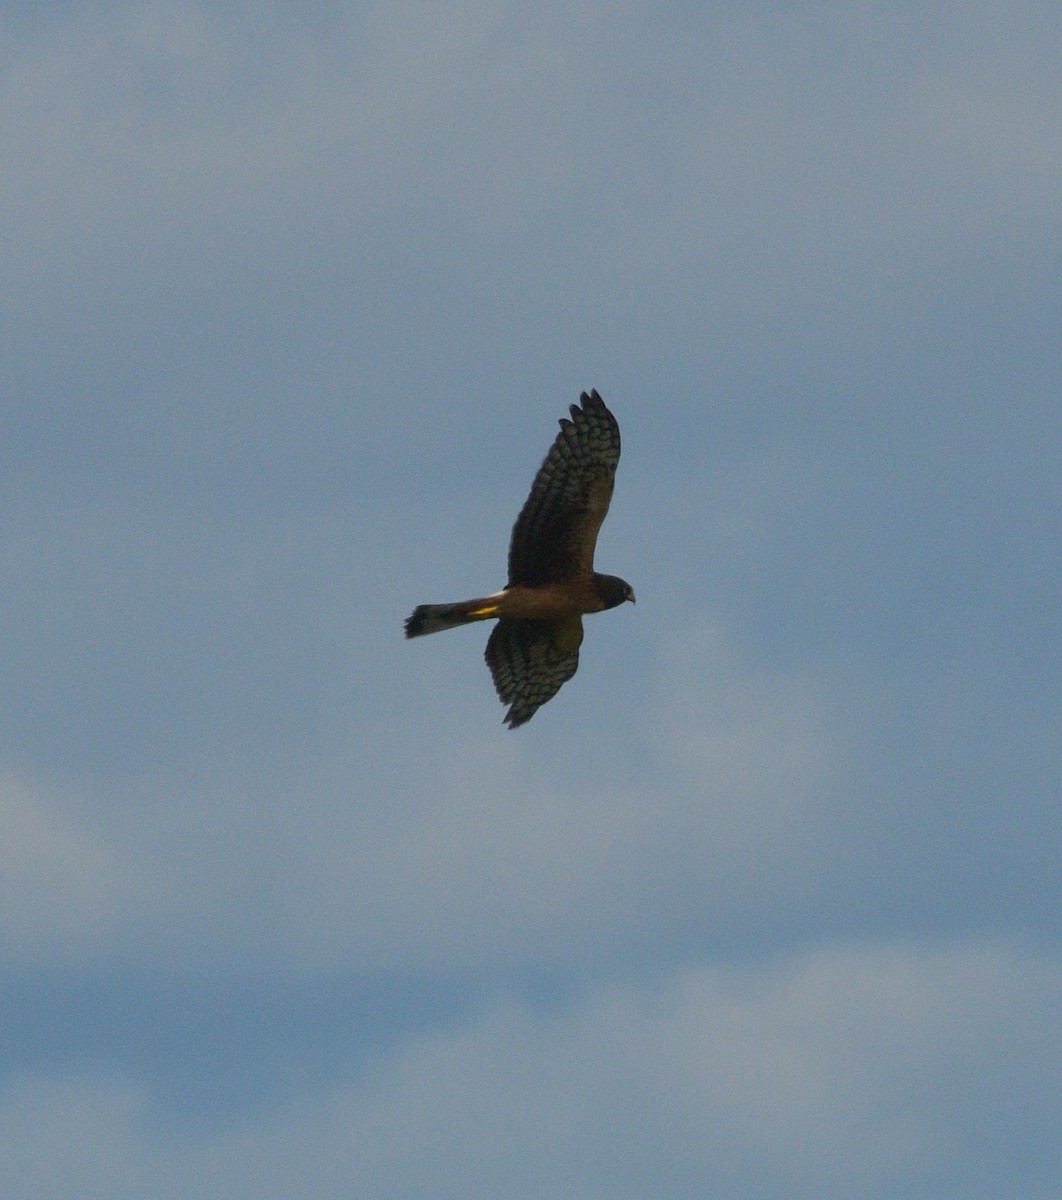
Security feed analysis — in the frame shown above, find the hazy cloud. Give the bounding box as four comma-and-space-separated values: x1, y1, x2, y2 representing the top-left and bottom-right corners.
2, 940, 1056, 1199
2, 3, 1058, 1197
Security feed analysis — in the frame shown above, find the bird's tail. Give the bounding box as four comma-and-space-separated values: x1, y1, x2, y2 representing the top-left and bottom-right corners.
404, 595, 504, 638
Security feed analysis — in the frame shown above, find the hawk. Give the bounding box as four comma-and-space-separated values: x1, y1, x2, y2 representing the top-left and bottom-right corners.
405, 389, 635, 727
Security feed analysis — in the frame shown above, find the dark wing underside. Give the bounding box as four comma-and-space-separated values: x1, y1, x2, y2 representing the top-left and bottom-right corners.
507, 390, 621, 586
485, 616, 584, 727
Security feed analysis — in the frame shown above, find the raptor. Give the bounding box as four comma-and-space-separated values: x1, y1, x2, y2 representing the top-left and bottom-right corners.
405, 389, 634, 727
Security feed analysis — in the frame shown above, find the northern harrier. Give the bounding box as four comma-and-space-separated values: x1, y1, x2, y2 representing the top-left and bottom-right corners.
405, 389, 634, 727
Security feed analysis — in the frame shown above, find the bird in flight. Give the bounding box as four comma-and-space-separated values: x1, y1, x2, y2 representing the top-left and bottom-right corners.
405, 389, 635, 727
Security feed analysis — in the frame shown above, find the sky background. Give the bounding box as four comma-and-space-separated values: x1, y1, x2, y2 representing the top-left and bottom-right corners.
3, 2, 1060, 1196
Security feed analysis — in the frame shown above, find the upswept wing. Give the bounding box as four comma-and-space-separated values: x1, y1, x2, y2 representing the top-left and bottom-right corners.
507, 390, 621, 585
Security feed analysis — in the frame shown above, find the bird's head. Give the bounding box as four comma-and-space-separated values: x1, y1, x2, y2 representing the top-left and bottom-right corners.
595, 573, 636, 610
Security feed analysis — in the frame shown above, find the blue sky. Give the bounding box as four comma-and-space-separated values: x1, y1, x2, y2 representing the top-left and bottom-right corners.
3, 2, 1060, 1196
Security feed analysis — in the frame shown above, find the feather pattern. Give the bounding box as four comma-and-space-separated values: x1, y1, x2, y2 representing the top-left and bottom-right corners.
485, 616, 583, 727
507, 390, 620, 585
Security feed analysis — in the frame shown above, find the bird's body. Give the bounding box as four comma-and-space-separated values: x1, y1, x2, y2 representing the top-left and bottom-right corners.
405, 390, 634, 727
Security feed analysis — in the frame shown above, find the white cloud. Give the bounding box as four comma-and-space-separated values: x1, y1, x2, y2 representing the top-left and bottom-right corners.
0, 1075, 152, 1200
7, 0, 1062, 348
2, 939, 1056, 1199
650, 620, 842, 904
6, 607, 842, 979
625, 7, 1062, 342
0, 775, 148, 963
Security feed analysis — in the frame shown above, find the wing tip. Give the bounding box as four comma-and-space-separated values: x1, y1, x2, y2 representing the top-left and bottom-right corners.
567, 388, 609, 427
